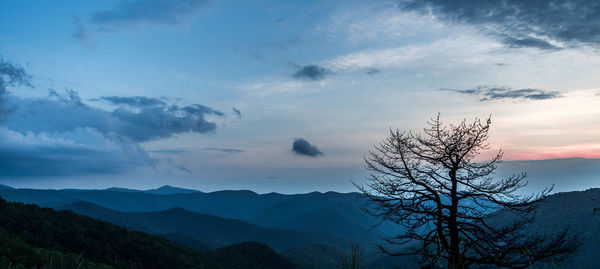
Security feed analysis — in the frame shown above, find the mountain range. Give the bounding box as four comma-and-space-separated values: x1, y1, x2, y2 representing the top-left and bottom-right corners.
0, 197, 295, 269
1, 184, 599, 268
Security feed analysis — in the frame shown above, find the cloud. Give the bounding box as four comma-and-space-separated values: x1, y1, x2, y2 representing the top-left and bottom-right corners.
442, 86, 561, 101
292, 138, 324, 157
176, 165, 193, 174
398, 0, 600, 49
365, 68, 381, 76
71, 16, 96, 49
0, 127, 152, 176
0, 59, 226, 177
263, 37, 302, 51
0, 58, 31, 120
232, 107, 242, 118
292, 65, 330, 81
8, 90, 223, 143
203, 147, 243, 153
90, 0, 210, 28
2, 89, 223, 176
99, 96, 167, 107
502, 37, 561, 50
149, 149, 189, 154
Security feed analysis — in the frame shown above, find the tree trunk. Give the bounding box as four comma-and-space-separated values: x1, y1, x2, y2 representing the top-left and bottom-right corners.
449, 168, 462, 269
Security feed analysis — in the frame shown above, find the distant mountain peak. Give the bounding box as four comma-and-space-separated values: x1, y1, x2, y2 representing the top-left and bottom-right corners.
145, 185, 200, 195
104, 187, 141, 193
0, 184, 14, 190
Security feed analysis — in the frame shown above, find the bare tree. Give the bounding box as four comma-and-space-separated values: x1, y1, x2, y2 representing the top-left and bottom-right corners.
356, 115, 579, 269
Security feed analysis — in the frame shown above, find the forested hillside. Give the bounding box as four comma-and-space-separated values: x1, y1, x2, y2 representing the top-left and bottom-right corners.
0, 197, 295, 269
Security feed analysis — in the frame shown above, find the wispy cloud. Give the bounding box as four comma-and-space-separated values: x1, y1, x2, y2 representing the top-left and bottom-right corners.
232, 107, 242, 118
441, 86, 561, 101
0, 58, 31, 121
99, 96, 167, 108
90, 0, 210, 28
176, 165, 193, 174
203, 147, 243, 153
502, 37, 561, 50
71, 16, 96, 49
149, 149, 189, 154
399, 0, 600, 49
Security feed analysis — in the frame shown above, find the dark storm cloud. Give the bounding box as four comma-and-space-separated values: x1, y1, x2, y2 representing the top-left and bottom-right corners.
292, 65, 329, 81
441, 86, 561, 101
292, 138, 324, 157
203, 147, 244, 153
399, 0, 600, 49
91, 0, 210, 28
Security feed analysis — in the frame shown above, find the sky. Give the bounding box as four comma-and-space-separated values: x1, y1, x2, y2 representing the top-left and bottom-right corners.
0, 0, 599, 193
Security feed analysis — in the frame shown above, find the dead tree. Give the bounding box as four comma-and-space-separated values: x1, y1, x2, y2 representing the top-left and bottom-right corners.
356, 115, 579, 269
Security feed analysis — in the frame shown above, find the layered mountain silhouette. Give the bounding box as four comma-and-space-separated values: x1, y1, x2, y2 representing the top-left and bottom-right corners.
0, 197, 295, 269
0, 186, 390, 245
55, 201, 348, 252
1, 185, 598, 268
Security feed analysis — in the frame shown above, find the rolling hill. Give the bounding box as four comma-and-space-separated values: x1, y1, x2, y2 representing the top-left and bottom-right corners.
2, 185, 599, 268
0, 197, 296, 269
0, 186, 390, 249
55, 200, 348, 252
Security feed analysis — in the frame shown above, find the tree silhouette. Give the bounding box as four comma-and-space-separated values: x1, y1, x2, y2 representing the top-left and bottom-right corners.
356, 115, 580, 269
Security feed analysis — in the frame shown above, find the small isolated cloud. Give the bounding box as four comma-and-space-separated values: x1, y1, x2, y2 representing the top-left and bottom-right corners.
176, 165, 193, 174
365, 68, 381, 76
71, 16, 96, 49
232, 107, 242, 118
203, 147, 243, 153
292, 65, 329, 81
441, 86, 561, 101
292, 138, 324, 157
399, 0, 600, 49
90, 0, 210, 28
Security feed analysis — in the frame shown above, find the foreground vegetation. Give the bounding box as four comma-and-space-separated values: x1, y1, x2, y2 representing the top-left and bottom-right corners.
0, 198, 294, 269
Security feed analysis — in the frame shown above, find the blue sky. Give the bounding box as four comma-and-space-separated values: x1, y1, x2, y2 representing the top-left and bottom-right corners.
1, 0, 599, 193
